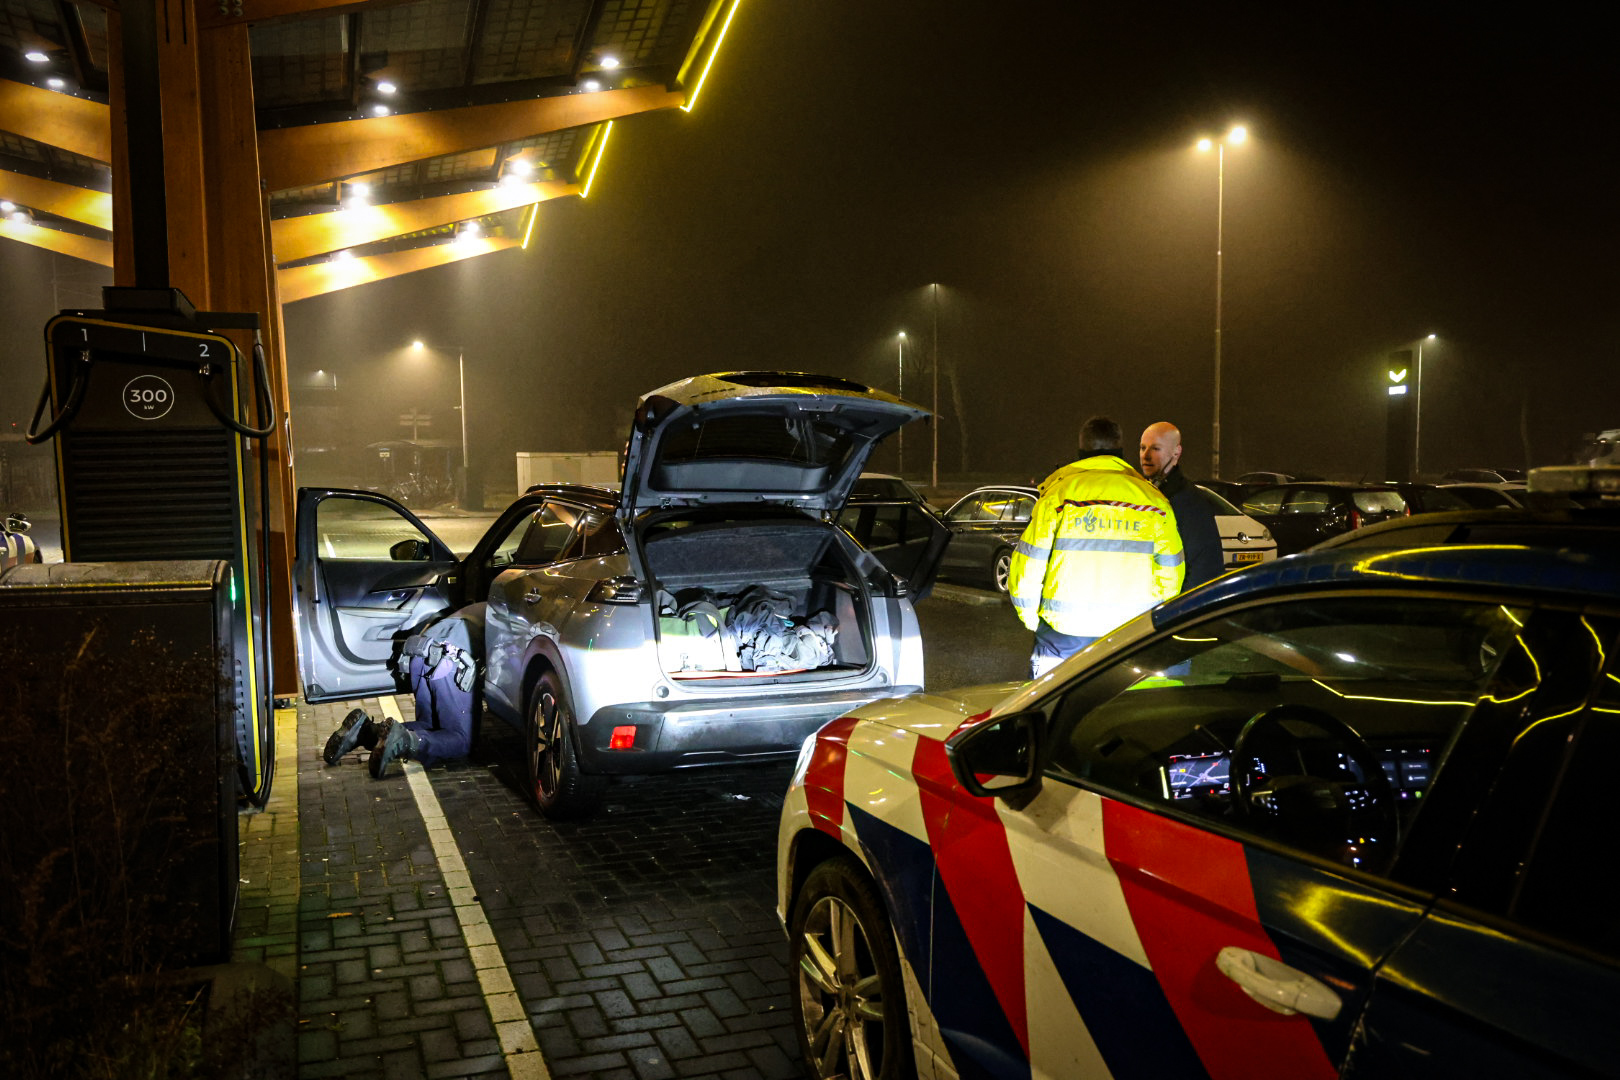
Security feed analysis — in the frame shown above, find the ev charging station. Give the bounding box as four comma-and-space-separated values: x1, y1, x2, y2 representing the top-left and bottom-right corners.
27, 288, 279, 807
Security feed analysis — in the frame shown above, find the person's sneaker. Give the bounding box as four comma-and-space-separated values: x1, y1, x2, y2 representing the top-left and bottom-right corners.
369, 718, 417, 779
323, 707, 377, 765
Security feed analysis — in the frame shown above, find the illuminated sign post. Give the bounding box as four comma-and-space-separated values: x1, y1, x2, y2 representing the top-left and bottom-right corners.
1384, 349, 1414, 481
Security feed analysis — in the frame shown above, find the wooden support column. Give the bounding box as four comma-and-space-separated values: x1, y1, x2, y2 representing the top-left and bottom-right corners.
199, 23, 299, 696
104, 4, 300, 694
154, 0, 211, 303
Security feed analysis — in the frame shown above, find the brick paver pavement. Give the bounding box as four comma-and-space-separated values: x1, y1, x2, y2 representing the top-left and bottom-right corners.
234, 696, 801, 1080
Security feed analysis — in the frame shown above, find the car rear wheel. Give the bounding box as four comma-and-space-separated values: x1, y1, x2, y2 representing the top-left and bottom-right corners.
789, 857, 914, 1080
526, 671, 602, 819
991, 546, 1013, 594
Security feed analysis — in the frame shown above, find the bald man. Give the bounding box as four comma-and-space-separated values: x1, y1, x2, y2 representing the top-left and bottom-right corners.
1139, 422, 1224, 590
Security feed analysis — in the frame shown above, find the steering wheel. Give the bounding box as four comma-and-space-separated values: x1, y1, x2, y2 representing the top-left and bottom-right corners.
1230, 704, 1400, 866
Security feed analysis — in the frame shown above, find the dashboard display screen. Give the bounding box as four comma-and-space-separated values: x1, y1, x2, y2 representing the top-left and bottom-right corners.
1165, 752, 1231, 799
1165, 746, 1434, 801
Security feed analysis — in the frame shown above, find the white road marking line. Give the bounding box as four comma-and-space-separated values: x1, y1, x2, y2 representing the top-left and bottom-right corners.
379, 695, 551, 1080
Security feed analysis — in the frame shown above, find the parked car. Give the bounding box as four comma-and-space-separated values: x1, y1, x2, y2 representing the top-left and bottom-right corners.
1239, 482, 1409, 554
1234, 470, 1323, 485
1432, 481, 1524, 509
1198, 484, 1277, 570
1312, 505, 1620, 554
835, 473, 948, 598
936, 484, 1038, 593
293, 372, 947, 818
847, 472, 930, 505
1442, 467, 1525, 484
1200, 478, 1255, 506
937, 482, 1278, 594
778, 540, 1620, 1079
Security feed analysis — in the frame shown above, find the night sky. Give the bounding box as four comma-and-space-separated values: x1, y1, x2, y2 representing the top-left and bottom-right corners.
4, 1, 1615, 487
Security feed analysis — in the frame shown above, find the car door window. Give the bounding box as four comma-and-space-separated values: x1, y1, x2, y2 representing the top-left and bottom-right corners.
1353, 490, 1407, 516
1003, 494, 1035, 524
1043, 596, 1529, 876
951, 495, 1001, 523
1283, 489, 1330, 514
513, 502, 579, 565
313, 495, 436, 559
1241, 487, 1283, 515
555, 506, 624, 561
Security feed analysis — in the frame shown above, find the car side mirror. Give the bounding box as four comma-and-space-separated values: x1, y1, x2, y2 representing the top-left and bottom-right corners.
947, 709, 1045, 803
389, 538, 431, 561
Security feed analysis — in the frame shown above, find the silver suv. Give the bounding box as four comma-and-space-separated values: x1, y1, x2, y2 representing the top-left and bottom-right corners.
293, 372, 948, 817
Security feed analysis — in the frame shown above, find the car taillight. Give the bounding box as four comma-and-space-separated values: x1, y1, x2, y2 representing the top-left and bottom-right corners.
609, 725, 637, 750
587, 575, 644, 604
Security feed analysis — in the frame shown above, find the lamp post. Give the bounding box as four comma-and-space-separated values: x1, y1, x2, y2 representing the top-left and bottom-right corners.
930, 282, 940, 490
1196, 125, 1247, 479
1414, 333, 1437, 476
896, 331, 907, 477
410, 340, 469, 501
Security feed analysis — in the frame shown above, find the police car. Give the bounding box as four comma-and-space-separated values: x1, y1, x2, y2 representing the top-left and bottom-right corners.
777, 542, 1620, 1079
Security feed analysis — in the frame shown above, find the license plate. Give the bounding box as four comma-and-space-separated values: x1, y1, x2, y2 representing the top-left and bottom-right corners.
1233, 551, 1264, 563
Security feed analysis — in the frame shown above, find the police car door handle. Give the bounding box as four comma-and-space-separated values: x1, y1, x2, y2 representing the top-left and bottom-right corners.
524, 588, 543, 604
1215, 946, 1342, 1021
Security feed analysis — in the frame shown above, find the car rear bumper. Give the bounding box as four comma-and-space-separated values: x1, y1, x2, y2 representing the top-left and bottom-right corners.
577, 685, 919, 773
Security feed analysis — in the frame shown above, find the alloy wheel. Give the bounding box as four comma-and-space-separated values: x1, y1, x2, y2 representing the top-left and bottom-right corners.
796, 894, 886, 1079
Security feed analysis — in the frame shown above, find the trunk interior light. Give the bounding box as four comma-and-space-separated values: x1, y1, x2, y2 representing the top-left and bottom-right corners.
610, 725, 637, 750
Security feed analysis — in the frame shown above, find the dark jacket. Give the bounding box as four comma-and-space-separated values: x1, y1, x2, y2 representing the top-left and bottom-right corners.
1156, 466, 1224, 590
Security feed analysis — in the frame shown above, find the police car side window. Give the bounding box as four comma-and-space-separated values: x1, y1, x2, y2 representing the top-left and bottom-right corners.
1455, 618, 1620, 959
1044, 597, 1527, 875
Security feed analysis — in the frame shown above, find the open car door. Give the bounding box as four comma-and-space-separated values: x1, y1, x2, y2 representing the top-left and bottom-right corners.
293, 488, 462, 703
839, 499, 950, 600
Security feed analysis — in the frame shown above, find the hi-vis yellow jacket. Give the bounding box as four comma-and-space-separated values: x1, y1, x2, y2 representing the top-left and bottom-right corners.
1008, 454, 1185, 637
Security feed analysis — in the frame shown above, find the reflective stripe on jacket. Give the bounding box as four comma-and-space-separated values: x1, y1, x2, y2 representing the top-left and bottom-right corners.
1008, 453, 1184, 637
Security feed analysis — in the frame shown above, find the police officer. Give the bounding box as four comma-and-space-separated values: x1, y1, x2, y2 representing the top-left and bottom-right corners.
323, 604, 485, 777
1010, 416, 1184, 677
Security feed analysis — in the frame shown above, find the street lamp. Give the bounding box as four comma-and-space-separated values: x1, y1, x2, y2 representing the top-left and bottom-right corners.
930, 282, 940, 490
1195, 124, 1247, 478
1414, 333, 1438, 476
896, 331, 907, 477
409, 339, 469, 500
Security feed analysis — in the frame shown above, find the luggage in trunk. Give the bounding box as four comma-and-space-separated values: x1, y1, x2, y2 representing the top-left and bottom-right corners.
643, 518, 870, 679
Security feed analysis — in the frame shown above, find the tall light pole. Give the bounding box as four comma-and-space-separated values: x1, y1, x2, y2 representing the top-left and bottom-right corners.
1414, 333, 1437, 476
896, 331, 907, 477
410, 340, 469, 500
930, 283, 940, 490
1196, 125, 1247, 479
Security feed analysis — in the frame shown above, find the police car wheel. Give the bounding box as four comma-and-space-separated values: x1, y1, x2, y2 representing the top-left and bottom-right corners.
526, 671, 602, 820
789, 857, 914, 1080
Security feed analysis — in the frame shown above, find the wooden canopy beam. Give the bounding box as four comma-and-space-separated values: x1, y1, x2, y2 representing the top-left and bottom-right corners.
0, 169, 113, 230
0, 79, 112, 162
0, 218, 113, 266
198, 0, 424, 33
258, 84, 683, 191
277, 235, 520, 303
270, 178, 575, 263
